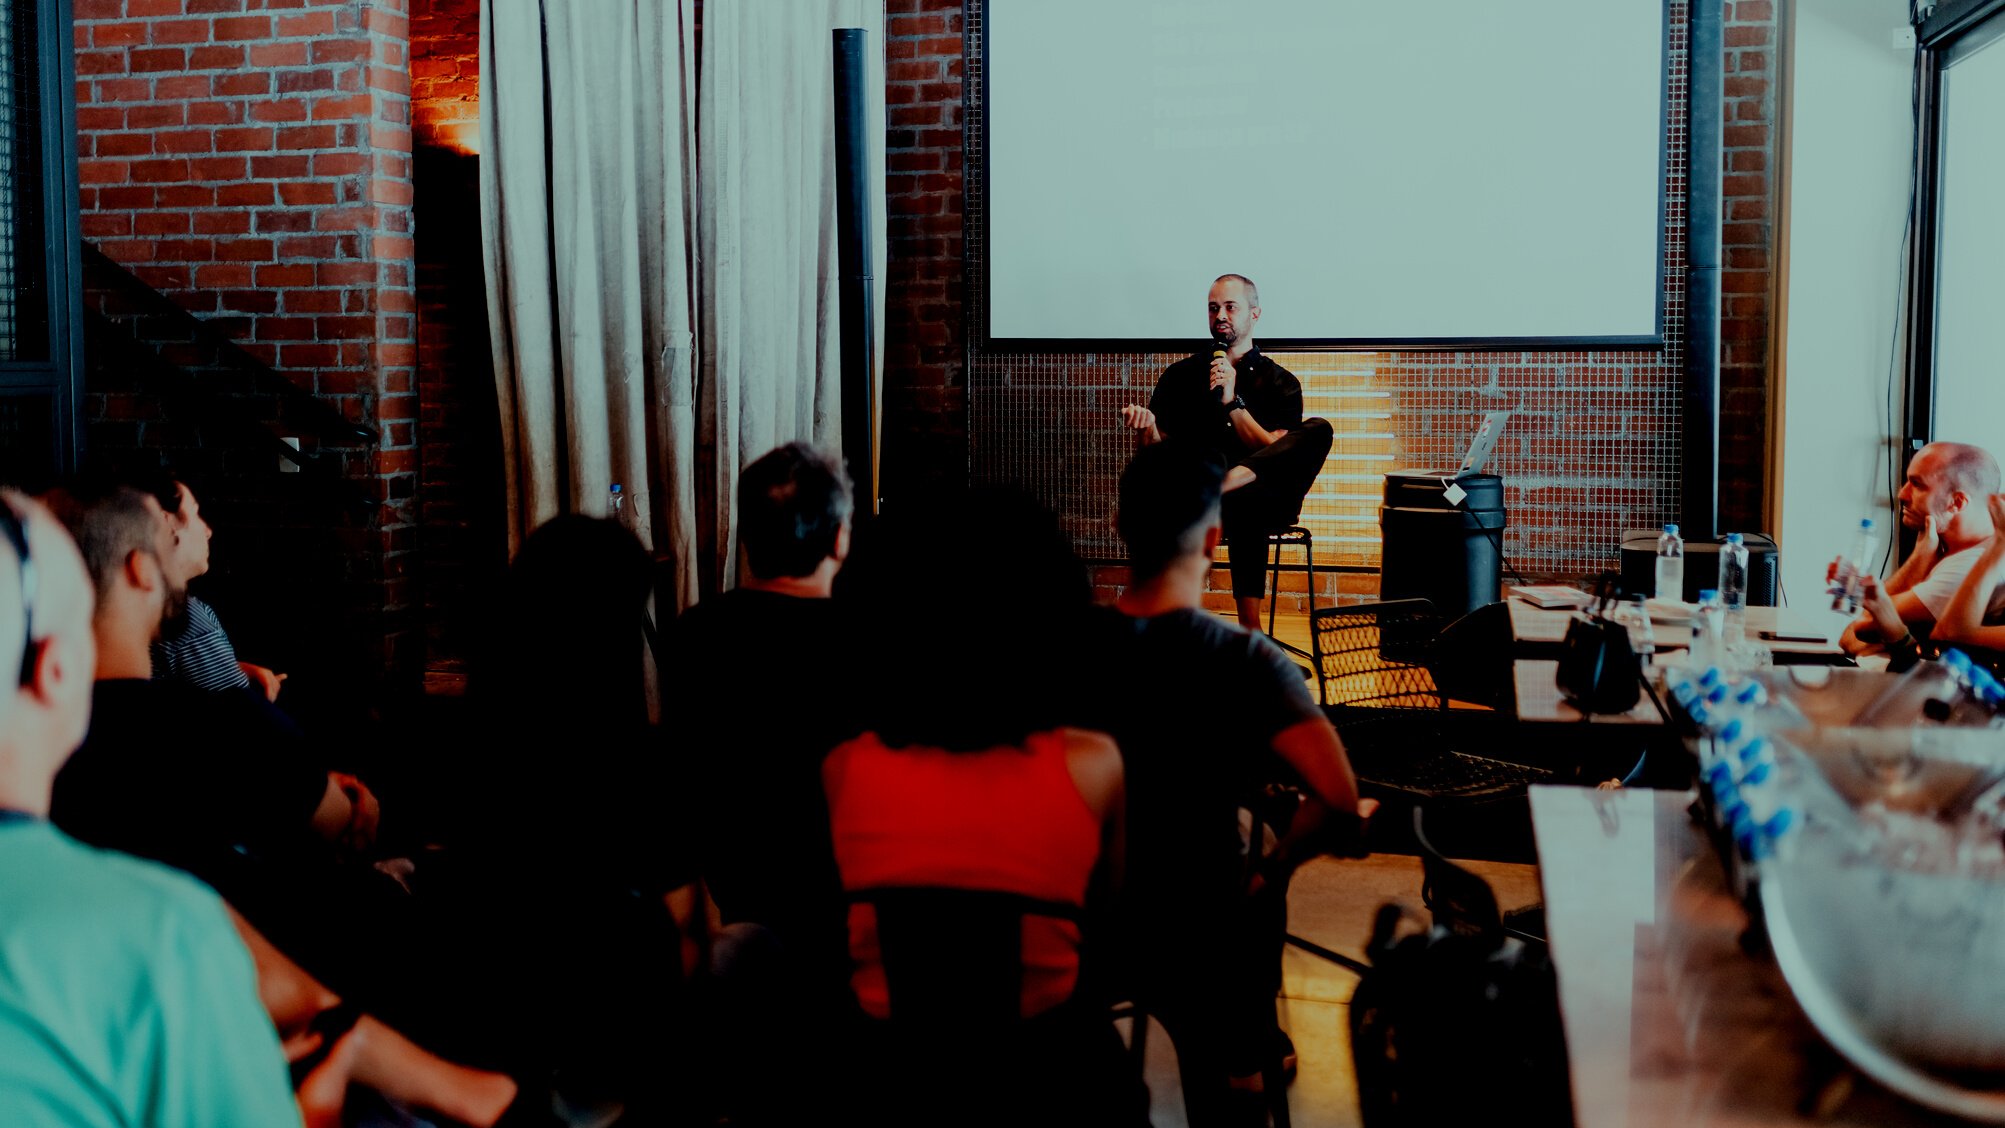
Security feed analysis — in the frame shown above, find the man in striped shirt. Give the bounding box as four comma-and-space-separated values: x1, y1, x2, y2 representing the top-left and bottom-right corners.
144, 477, 286, 701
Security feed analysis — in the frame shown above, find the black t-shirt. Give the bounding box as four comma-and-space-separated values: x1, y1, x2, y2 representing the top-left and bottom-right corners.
1148, 346, 1304, 466
52, 680, 330, 873
1077, 606, 1325, 916
667, 588, 861, 943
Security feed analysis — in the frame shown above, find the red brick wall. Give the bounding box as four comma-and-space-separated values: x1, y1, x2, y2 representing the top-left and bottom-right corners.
72, 0, 420, 682
881, 1, 1781, 608
409, 0, 475, 151
882, 0, 969, 504
409, 0, 500, 672
1721, 0, 1777, 534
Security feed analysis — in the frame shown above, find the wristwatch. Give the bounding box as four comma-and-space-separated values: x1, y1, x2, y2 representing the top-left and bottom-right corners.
1226, 396, 1248, 415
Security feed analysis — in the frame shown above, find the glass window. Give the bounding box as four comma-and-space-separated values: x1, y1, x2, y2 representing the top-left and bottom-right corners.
0, 0, 49, 362
1930, 15, 2005, 448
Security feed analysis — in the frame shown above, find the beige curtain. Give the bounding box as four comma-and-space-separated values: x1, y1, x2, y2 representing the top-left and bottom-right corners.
483, 0, 884, 604
698, 0, 885, 592
480, 0, 701, 608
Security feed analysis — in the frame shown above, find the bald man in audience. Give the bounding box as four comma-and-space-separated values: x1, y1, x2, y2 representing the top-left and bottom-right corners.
0, 491, 305, 1125
1840, 441, 2000, 658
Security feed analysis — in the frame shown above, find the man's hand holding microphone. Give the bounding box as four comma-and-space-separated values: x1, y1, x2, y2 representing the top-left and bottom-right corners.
1208, 345, 1237, 408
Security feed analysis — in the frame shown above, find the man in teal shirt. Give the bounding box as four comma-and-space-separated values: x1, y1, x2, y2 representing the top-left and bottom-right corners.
0, 490, 302, 1126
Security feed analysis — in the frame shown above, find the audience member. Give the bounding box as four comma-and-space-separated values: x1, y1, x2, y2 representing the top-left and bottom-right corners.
827, 488, 1129, 1127
1084, 442, 1375, 1126
1839, 441, 2000, 657
667, 443, 862, 960
131, 472, 286, 700
0, 490, 307, 1125
44, 480, 375, 865
41, 480, 410, 1013
456, 513, 698, 1100
1916, 492, 2005, 660
665, 443, 866, 1125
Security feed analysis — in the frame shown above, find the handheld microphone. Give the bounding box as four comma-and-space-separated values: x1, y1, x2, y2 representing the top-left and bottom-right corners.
1211, 335, 1230, 403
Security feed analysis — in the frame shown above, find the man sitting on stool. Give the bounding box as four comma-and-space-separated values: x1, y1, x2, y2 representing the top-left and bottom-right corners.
1120, 273, 1331, 632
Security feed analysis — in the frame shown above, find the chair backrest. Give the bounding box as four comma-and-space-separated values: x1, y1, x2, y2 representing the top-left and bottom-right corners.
1430, 600, 1515, 714
1312, 598, 1446, 709
850, 885, 1085, 1029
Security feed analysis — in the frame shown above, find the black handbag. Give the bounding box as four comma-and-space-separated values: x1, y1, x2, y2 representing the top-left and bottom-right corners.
1554, 572, 1641, 713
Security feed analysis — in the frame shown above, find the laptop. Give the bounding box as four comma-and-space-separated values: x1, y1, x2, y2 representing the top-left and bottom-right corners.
1457, 410, 1512, 476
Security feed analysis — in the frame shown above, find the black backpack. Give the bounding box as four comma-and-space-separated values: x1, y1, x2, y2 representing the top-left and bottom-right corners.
1348, 855, 1574, 1127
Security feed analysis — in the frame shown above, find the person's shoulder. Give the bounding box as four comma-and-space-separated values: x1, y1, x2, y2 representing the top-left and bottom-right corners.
1157, 352, 1208, 382
1936, 543, 1989, 570
1252, 350, 1302, 389
1056, 726, 1124, 805
0, 824, 230, 941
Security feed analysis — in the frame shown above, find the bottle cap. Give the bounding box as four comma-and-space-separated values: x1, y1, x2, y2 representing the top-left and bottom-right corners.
1720, 718, 1744, 744
1727, 532, 1743, 544
1765, 808, 1797, 839
1738, 737, 1770, 763
1742, 761, 1773, 786
610, 483, 623, 494
1735, 682, 1768, 707
1943, 649, 1970, 672
1699, 588, 1719, 601
1664, 523, 1679, 534
1860, 517, 1875, 529
1700, 666, 1723, 687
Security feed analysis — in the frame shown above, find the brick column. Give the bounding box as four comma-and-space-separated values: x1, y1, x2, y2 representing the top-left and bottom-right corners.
882, 0, 969, 503
1720, 0, 1779, 533
73, 0, 419, 683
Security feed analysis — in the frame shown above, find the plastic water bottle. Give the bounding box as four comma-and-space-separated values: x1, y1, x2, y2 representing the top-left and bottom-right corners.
608, 483, 630, 528
1718, 534, 1748, 644
1693, 589, 1726, 671
1654, 524, 1685, 601
1828, 518, 1879, 614
1924, 649, 1998, 726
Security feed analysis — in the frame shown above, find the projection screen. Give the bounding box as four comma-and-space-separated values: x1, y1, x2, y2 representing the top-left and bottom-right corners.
980, 0, 1669, 349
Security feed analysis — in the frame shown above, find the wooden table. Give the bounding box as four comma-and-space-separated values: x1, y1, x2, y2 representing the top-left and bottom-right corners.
1513, 659, 1667, 725
1507, 597, 1846, 663
1531, 786, 1962, 1127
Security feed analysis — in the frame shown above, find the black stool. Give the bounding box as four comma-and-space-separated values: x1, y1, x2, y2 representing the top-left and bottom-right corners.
1265, 525, 1317, 662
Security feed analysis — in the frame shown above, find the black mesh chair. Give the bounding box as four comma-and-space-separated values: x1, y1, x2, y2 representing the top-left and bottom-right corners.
1311, 600, 1554, 856
840, 886, 1131, 1127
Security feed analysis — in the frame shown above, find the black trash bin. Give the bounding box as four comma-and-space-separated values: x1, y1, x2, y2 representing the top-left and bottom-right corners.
1379, 471, 1505, 619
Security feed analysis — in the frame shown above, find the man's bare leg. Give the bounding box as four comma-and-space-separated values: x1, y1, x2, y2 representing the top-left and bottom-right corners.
1236, 595, 1264, 631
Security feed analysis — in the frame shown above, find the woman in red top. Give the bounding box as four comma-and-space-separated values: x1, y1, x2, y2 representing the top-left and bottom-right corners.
826, 489, 1130, 1126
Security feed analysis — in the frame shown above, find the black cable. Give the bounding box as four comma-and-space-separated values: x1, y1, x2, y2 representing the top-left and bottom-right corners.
1883, 0, 1925, 576
1477, 520, 1530, 587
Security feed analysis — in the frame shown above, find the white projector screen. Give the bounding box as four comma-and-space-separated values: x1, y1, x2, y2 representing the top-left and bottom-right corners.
982, 0, 1668, 348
